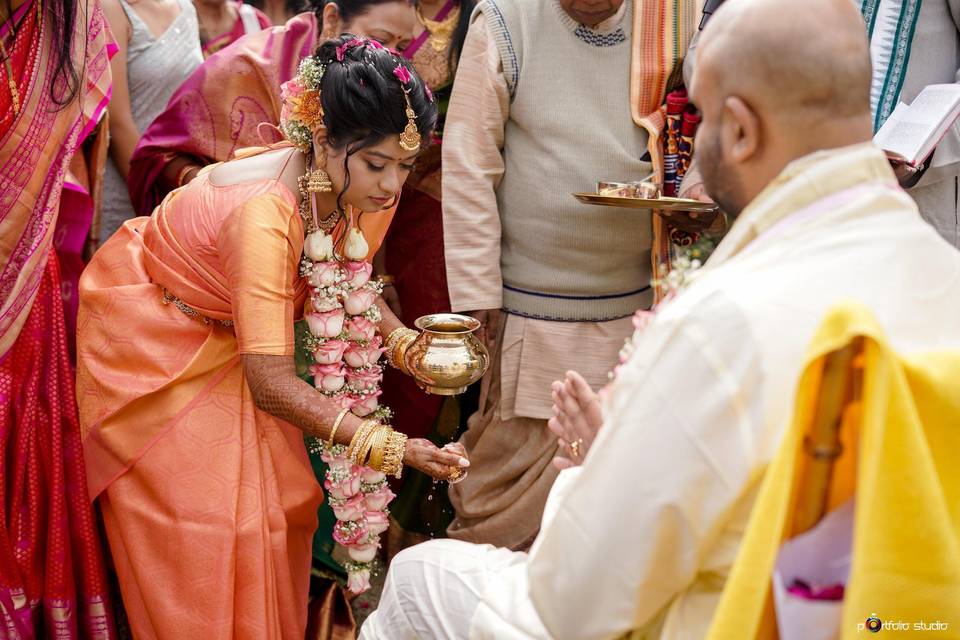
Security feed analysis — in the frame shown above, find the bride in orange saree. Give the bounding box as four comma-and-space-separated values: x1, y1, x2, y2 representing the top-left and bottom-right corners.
0, 0, 118, 636
77, 37, 468, 639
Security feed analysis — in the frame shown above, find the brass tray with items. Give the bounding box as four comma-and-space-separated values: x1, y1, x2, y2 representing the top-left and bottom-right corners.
574, 179, 722, 234
572, 191, 719, 213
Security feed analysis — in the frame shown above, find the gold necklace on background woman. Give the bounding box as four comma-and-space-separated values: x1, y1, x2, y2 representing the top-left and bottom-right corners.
409, 2, 459, 89
415, 2, 459, 53
0, 0, 42, 116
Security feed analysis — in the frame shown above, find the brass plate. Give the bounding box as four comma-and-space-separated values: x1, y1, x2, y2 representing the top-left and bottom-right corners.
573, 192, 719, 213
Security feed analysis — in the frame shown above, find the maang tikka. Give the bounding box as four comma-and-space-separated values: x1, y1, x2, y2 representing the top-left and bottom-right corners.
398, 91, 422, 153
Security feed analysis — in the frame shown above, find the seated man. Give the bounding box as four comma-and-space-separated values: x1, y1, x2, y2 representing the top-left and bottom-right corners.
360, 0, 960, 637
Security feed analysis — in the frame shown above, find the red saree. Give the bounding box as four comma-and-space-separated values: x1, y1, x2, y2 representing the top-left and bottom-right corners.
0, 0, 117, 637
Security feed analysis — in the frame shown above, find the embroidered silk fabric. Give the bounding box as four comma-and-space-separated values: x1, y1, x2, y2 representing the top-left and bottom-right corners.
77, 171, 323, 638
0, 0, 112, 358
1, 253, 117, 639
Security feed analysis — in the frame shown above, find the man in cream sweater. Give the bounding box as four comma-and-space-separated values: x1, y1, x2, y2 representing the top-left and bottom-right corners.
439, 0, 695, 550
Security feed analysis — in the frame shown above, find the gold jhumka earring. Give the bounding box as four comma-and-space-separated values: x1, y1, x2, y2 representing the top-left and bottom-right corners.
298, 161, 338, 234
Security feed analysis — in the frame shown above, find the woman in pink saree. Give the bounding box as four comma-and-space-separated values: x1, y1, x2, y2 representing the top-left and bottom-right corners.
126, 0, 415, 214
0, 0, 118, 636
78, 39, 467, 638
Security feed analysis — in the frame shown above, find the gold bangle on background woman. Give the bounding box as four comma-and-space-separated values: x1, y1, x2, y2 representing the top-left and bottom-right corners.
176, 164, 199, 188
383, 327, 419, 374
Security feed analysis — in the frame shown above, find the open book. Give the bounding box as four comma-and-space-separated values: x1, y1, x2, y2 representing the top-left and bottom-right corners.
874, 84, 960, 167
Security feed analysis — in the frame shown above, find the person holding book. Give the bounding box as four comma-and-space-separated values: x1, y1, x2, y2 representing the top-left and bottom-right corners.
864, 0, 960, 248
687, 0, 960, 248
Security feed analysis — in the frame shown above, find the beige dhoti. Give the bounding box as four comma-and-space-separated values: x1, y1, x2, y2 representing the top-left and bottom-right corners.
446, 336, 559, 549
447, 313, 634, 549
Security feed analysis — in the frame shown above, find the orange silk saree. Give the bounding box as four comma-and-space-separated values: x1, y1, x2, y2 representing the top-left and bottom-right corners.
78, 158, 394, 638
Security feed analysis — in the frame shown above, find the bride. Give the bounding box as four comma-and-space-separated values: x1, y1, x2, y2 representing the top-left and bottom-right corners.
77, 36, 468, 639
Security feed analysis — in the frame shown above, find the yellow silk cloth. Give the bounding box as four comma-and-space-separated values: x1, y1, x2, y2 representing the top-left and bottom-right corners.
706, 302, 960, 639
77, 164, 373, 637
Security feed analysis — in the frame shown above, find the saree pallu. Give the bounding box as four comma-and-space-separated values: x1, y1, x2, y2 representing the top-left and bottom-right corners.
126, 12, 318, 215
0, 1, 117, 637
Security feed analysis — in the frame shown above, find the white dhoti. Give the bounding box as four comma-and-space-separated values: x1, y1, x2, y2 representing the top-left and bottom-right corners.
359, 540, 529, 639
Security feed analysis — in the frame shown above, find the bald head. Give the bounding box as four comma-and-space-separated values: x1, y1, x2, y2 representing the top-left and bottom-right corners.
697, 0, 872, 120
690, 0, 875, 215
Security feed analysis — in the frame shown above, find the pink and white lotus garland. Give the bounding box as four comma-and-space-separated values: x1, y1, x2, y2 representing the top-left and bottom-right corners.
300, 225, 395, 594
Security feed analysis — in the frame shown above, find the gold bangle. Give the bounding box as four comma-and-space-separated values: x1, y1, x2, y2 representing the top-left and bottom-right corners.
383, 327, 411, 353
355, 423, 380, 466
327, 408, 350, 447
379, 274, 395, 285
383, 327, 418, 372
367, 427, 391, 471
384, 326, 407, 346
351, 420, 382, 467
346, 419, 378, 463
357, 425, 383, 467
176, 163, 199, 188
381, 430, 407, 479
395, 332, 418, 374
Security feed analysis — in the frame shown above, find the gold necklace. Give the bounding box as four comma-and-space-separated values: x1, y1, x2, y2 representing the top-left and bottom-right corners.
0, 38, 18, 115
415, 3, 460, 53
0, 1, 42, 117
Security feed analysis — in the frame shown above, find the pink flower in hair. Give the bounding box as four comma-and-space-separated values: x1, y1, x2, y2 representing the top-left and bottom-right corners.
393, 65, 412, 85
279, 78, 304, 122
338, 37, 372, 62
425, 84, 433, 102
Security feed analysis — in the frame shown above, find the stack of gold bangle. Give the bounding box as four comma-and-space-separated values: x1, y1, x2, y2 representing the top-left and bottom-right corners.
346, 419, 408, 479
383, 327, 419, 375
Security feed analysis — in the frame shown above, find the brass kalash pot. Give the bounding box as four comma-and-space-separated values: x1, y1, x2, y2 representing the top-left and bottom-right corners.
404, 314, 490, 395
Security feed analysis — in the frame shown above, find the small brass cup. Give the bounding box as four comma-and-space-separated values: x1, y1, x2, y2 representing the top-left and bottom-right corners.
404, 314, 490, 395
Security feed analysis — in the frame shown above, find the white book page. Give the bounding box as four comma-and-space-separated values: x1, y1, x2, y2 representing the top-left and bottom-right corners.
910, 84, 960, 116
874, 103, 925, 162
874, 84, 960, 165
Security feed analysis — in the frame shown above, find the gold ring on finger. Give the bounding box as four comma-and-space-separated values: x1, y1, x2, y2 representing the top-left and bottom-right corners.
570, 437, 583, 458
